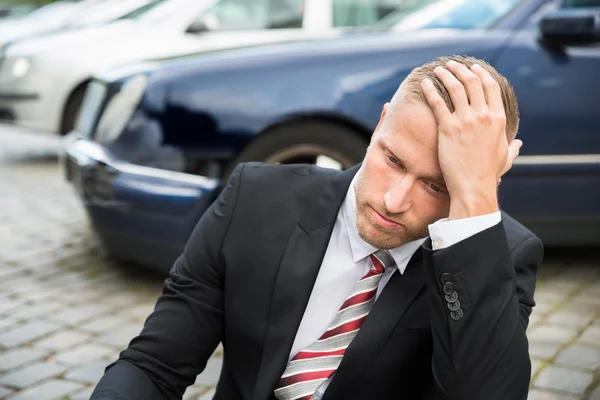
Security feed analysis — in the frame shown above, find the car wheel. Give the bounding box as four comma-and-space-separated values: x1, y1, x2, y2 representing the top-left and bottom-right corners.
61, 84, 87, 135
225, 121, 368, 178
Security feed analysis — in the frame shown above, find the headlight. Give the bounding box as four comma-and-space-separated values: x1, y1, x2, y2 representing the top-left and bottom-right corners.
95, 74, 148, 144
11, 57, 31, 78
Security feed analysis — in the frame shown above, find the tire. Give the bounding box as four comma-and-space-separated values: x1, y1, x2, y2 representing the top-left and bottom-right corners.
60, 84, 87, 135
225, 120, 368, 179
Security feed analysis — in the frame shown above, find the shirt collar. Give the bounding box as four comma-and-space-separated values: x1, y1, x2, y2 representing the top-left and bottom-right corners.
341, 167, 427, 274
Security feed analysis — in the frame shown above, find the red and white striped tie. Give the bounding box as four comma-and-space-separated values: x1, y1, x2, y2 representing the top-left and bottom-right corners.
274, 249, 395, 400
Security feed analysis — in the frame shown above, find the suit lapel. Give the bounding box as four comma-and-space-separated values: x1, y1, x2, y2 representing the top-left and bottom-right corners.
322, 249, 426, 399
253, 164, 361, 400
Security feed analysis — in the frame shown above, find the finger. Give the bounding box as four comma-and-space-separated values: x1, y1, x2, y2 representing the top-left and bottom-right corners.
470, 64, 504, 112
433, 66, 469, 113
501, 139, 522, 176
445, 60, 486, 110
421, 78, 452, 123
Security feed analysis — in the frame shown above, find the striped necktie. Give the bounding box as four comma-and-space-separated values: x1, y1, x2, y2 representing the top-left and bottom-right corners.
274, 249, 395, 400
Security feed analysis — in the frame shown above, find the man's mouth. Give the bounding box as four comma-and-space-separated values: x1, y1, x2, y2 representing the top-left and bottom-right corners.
369, 206, 404, 230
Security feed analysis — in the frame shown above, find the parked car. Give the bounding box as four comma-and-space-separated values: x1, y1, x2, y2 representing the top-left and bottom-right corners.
0, 0, 414, 135
0, 0, 153, 48
63, 0, 600, 272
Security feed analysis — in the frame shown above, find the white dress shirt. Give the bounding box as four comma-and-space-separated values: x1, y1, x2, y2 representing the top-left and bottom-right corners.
287, 169, 501, 398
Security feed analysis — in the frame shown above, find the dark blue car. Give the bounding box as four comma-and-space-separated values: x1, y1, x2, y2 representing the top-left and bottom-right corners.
63, 0, 600, 272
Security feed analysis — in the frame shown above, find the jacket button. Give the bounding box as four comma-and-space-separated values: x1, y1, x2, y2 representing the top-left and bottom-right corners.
442, 283, 454, 295
447, 299, 461, 311
450, 308, 464, 321
440, 273, 452, 284
445, 291, 458, 303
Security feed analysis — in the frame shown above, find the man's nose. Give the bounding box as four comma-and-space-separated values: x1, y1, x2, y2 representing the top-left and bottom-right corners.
383, 177, 413, 214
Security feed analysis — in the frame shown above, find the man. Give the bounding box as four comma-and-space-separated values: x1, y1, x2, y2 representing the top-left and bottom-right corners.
90, 55, 543, 400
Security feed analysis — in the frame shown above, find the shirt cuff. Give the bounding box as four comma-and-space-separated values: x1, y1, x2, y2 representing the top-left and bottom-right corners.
427, 211, 502, 250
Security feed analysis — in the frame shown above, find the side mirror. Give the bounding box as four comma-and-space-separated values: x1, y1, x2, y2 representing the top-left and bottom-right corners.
540, 7, 600, 45
186, 18, 211, 34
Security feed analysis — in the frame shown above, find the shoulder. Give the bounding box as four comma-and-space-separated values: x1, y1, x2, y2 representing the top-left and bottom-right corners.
233, 161, 336, 191
228, 161, 344, 213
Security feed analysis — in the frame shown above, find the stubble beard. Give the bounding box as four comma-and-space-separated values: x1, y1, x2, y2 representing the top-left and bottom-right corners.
356, 201, 413, 250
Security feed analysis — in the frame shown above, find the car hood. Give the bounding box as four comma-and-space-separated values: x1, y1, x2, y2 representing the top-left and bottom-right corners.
4, 19, 139, 56
0, 17, 68, 46
117, 29, 503, 81
5, 18, 338, 71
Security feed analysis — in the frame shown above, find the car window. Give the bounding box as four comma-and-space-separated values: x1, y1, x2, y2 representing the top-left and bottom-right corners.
369, 0, 441, 29
119, 0, 170, 21
333, 0, 376, 27
194, 0, 304, 31
374, 0, 524, 31
332, 0, 437, 27
420, 0, 523, 30
563, 0, 600, 6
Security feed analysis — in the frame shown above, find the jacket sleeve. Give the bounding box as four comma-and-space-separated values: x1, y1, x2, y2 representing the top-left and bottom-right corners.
423, 221, 543, 400
90, 163, 246, 400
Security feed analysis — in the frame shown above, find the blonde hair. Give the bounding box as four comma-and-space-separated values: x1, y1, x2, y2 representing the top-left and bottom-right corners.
397, 55, 519, 140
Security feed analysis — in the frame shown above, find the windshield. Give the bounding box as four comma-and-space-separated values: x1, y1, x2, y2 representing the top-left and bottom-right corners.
375, 0, 523, 31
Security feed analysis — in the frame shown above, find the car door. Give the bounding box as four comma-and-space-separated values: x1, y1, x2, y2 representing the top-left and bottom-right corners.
493, 0, 600, 244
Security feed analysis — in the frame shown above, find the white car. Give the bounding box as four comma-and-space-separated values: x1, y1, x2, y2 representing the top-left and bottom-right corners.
0, 0, 406, 134
0, 0, 153, 49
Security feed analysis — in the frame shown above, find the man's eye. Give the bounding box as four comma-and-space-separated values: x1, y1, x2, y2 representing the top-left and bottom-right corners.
430, 183, 441, 192
429, 183, 448, 194
388, 156, 398, 164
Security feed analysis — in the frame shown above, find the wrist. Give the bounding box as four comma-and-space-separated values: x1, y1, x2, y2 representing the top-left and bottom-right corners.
448, 187, 499, 220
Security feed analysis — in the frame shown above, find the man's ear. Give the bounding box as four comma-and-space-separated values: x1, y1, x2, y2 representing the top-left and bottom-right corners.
372, 103, 389, 139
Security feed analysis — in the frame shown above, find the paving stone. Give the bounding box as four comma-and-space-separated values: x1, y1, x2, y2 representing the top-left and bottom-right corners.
0, 299, 25, 314
124, 302, 157, 321
530, 342, 564, 360
33, 329, 91, 351
48, 303, 109, 325
64, 360, 108, 384
527, 389, 580, 399
197, 388, 216, 400
95, 324, 142, 349
562, 300, 600, 318
0, 348, 49, 372
527, 325, 580, 344
577, 326, 600, 347
546, 312, 595, 327
0, 317, 20, 333
5, 301, 64, 320
534, 366, 593, 395
529, 315, 545, 329
5, 379, 83, 400
70, 386, 95, 400
555, 345, 600, 370
54, 343, 113, 365
0, 385, 14, 398
531, 359, 543, 377
183, 388, 207, 400
0, 321, 62, 348
78, 314, 128, 334
534, 303, 557, 315
0, 361, 67, 389
194, 356, 223, 386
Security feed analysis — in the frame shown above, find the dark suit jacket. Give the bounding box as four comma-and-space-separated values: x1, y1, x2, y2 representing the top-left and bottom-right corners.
90, 162, 543, 400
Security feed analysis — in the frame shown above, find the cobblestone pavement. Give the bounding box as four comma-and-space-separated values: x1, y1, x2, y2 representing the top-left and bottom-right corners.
0, 124, 599, 400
